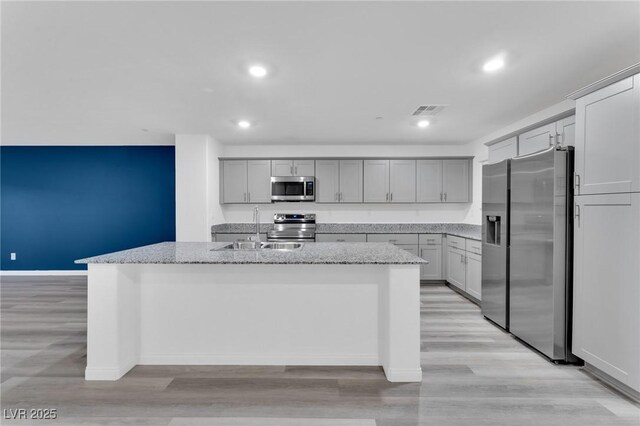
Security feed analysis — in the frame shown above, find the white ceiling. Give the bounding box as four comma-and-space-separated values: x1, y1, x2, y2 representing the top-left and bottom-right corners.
2, 1, 639, 146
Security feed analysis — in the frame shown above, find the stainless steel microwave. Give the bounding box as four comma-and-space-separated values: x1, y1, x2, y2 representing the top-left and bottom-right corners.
271, 176, 315, 202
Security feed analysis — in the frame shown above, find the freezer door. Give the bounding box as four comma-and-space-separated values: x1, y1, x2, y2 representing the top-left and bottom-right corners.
481, 160, 509, 329
509, 147, 568, 360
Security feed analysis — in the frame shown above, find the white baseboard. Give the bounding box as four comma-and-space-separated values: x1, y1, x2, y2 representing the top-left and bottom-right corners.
382, 367, 423, 383
138, 353, 380, 366
0, 270, 87, 276
85, 361, 136, 381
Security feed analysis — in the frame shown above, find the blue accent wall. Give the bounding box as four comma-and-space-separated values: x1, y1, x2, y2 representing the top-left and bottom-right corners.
1, 146, 176, 270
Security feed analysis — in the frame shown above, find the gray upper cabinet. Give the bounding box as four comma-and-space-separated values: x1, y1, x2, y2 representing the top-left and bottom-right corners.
222, 160, 248, 203
575, 75, 639, 195
518, 123, 556, 156
271, 159, 315, 176
315, 160, 340, 203
442, 159, 470, 202
364, 160, 390, 202
339, 160, 363, 202
487, 137, 518, 164
294, 160, 315, 176
247, 160, 271, 203
556, 116, 575, 147
417, 160, 443, 202
389, 160, 416, 202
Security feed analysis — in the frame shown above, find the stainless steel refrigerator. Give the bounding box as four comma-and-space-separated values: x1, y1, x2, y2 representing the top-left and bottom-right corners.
481, 159, 510, 330
482, 146, 578, 362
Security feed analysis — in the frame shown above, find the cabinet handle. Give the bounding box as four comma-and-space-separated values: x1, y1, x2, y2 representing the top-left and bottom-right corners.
243, 193, 247, 202
575, 173, 581, 194
427, 239, 435, 244
247, 192, 250, 202
295, 166, 298, 175
444, 193, 447, 202
549, 134, 554, 147
390, 193, 393, 202
575, 203, 581, 227
386, 193, 389, 202
556, 132, 562, 146
337, 239, 345, 242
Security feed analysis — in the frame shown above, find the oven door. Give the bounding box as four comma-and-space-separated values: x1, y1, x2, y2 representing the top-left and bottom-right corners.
271, 177, 315, 201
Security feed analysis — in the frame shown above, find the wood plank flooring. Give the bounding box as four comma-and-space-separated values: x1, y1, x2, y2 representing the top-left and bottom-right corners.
1, 276, 638, 425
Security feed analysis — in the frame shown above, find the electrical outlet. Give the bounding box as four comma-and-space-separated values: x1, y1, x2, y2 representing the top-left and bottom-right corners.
10, 253, 16, 261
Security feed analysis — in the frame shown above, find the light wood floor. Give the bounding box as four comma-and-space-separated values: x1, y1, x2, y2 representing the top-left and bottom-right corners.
1, 276, 638, 425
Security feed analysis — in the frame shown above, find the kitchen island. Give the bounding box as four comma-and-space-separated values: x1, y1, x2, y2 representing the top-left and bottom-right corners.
76, 242, 425, 382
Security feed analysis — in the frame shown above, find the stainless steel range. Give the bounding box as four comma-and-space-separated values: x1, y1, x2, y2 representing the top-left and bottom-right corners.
267, 213, 316, 242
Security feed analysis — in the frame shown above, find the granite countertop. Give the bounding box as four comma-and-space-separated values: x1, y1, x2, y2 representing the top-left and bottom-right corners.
211, 223, 481, 241
75, 242, 427, 265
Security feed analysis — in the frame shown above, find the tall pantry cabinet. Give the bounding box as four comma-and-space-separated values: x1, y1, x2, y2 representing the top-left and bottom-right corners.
571, 70, 640, 395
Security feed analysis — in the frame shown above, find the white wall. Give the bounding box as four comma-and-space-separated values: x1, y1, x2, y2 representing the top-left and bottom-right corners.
220, 144, 481, 225
175, 134, 224, 241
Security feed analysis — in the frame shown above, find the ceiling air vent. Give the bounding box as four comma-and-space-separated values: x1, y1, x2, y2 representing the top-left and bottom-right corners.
412, 105, 447, 116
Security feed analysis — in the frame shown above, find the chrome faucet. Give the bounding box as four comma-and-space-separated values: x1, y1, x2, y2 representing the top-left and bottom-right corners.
253, 206, 260, 242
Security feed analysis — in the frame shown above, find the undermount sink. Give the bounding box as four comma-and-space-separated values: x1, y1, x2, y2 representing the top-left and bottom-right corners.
214, 241, 304, 251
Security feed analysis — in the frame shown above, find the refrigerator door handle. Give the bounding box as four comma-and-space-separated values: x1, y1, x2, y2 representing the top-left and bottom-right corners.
575, 203, 581, 227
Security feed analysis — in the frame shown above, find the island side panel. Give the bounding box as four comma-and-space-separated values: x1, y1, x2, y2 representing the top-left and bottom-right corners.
136, 264, 383, 366
381, 264, 422, 382
85, 264, 140, 380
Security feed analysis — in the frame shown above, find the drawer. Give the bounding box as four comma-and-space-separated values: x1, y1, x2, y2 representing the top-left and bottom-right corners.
447, 235, 465, 249
367, 234, 418, 245
316, 233, 367, 243
419, 234, 442, 245
214, 233, 267, 242
396, 244, 419, 257
466, 238, 482, 255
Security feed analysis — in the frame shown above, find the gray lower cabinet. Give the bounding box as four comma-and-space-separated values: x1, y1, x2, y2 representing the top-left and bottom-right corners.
213, 233, 267, 242
419, 234, 443, 280
222, 160, 248, 203
447, 246, 467, 290
247, 160, 271, 203
315, 234, 366, 242
465, 252, 482, 300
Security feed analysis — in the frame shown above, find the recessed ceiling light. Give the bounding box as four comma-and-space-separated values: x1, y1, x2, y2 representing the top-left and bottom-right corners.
483, 57, 505, 72
417, 120, 430, 128
237, 120, 252, 129
248, 65, 268, 78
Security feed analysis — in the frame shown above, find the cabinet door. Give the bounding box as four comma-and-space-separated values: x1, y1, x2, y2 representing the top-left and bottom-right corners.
247, 160, 271, 203
465, 252, 482, 300
446, 247, 466, 290
487, 137, 518, 164
556, 116, 575, 147
420, 245, 442, 280
416, 160, 443, 202
442, 160, 469, 203
339, 160, 363, 203
363, 160, 390, 203
573, 193, 640, 391
222, 160, 247, 203
389, 160, 416, 202
518, 122, 556, 156
575, 75, 640, 195
293, 160, 315, 176
271, 160, 294, 176
315, 160, 340, 203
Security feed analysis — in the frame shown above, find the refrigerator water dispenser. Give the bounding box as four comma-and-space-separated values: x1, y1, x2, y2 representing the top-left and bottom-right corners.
486, 215, 501, 245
